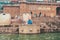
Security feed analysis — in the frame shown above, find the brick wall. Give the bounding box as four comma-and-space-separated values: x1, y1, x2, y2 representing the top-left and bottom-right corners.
3, 3, 57, 17
3, 6, 20, 17
20, 3, 57, 17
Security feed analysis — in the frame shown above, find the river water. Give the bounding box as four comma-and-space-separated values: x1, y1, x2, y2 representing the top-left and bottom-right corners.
0, 33, 60, 40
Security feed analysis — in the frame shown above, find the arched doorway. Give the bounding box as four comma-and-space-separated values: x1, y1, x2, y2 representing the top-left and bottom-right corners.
56, 7, 60, 15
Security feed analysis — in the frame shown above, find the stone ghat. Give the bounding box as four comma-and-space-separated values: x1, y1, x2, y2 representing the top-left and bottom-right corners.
0, 24, 40, 34
19, 25, 40, 34
0, 26, 19, 34
0, 24, 60, 34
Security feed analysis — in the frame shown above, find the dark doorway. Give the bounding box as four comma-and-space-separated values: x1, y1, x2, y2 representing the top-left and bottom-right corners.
56, 7, 60, 15
39, 12, 42, 17
30, 11, 32, 15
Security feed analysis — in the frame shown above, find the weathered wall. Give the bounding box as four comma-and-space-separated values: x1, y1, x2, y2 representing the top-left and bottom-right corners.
3, 3, 57, 17
20, 3, 57, 17
0, 27, 18, 34
19, 25, 40, 34
3, 6, 20, 17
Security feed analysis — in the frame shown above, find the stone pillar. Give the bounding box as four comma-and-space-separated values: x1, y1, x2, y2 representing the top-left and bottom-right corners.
20, 3, 27, 19
20, 2, 30, 19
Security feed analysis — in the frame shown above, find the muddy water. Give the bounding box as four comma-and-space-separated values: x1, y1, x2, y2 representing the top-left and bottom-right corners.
0, 33, 60, 40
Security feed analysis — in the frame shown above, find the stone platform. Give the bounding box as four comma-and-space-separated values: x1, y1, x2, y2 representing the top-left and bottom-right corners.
19, 25, 40, 34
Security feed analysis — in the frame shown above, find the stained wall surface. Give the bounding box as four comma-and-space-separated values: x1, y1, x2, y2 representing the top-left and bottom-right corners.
3, 2, 57, 17
3, 6, 20, 17
20, 3, 57, 17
